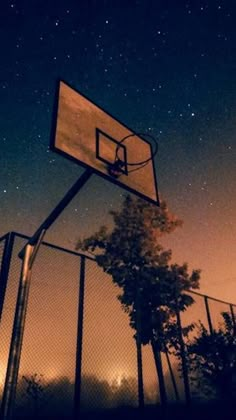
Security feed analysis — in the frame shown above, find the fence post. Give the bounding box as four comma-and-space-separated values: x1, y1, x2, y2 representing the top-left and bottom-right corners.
74, 255, 86, 419
0, 232, 15, 322
136, 335, 144, 409
175, 297, 191, 405
135, 276, 144, 409
164, 345, 180, 401
204, 296, 213, 335
230, 304, 236, 335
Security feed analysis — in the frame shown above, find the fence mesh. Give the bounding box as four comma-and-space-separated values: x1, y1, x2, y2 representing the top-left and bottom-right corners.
0, 232, 236, 419
81, 259, 138, 411
14, 238, 80, 419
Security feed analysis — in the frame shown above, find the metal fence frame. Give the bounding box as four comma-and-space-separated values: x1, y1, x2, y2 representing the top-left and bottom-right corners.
0, 231, 236, 419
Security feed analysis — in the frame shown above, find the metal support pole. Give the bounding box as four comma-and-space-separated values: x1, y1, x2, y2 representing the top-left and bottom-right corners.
1, 244, 34, 420
175, 298, 191, 405
164, 345, 180, 401
136, 340, 144, 409
204, 296, 213, 335
230, 304, 236, 335
74, 256, 86, 420
0, 232, 15, 322
135, 280, 144, 409
18, 169, 93, 258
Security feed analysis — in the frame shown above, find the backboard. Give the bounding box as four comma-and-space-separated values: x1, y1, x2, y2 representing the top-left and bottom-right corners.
51, 81, 159, 205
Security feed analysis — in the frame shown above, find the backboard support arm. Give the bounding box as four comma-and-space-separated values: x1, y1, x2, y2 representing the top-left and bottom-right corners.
19, 168, 93, 259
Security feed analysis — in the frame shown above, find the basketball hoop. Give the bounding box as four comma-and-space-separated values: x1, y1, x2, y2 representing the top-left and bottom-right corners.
114, 132, 158, 174
107, 159, 126, 178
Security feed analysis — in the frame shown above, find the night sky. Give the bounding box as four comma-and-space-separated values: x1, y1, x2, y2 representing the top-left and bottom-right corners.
1, 1, 236, 301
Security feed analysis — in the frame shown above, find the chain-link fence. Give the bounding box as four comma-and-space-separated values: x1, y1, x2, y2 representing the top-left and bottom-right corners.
0, 232, 235, 419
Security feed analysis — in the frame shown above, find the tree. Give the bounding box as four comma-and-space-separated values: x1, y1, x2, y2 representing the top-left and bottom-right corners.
77, 195, 200, 405
187, 312, 236, 401
22, 373, 47, 418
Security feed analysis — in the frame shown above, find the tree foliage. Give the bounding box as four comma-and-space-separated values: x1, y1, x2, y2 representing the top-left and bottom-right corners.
77, 195, 199, 342
22, 373, 48, 417
77, 195, 200, 403
187, 312, 236, 400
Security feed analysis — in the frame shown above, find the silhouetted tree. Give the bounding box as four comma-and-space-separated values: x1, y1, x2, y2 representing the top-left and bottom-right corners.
187, 312, 236, 401
22, 373, 47, 418
77, 195, 200, 405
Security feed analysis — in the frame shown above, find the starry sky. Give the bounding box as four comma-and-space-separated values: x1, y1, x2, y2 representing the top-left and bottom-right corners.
1, 0, 236, 301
